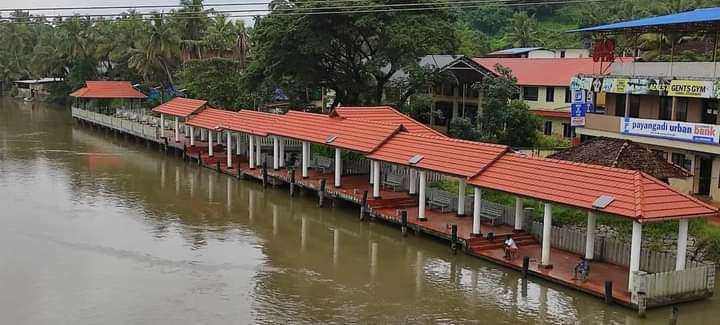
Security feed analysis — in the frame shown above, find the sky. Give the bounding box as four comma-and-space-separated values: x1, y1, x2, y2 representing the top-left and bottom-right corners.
0, 0, 268, 24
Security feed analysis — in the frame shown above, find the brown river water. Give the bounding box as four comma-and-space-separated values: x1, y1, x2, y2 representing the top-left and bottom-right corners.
0, 97, 718, 324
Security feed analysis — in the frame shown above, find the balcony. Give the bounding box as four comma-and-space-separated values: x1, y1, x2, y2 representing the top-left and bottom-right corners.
578, 113, 720, 155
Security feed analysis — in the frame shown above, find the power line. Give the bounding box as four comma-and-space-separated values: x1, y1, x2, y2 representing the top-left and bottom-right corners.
0, 0, 562, 13
2, 0, 530, 18
1, 0, 612, 24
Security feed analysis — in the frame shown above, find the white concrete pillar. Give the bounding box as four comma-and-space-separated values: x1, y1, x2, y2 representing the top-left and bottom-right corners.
273, 136, 279, 170
226, 132, 232, 168
369, 162, 374, 184
335, 148, 342, 188
279, 138, 285, 167
160, 113, 165, 130
457, 179, 466, 216
236, 133, 241, 155
629, 221, 643, 291
514, 197, 523, 231
174, 116, 179, 142
676, 219, 689, 271
541, 203, 552, 267
418, 170, 427, 221
372, 160, 381, 198
302, 141, 309, 178
409, 169, 417, 195
585, 211, 597, 260
200, 128, 206, 141
248, 135, 255, 169
189, 126, 195, 146
208, 131, 214, 156
472, 187, 482, 236
255, 137, 261, 166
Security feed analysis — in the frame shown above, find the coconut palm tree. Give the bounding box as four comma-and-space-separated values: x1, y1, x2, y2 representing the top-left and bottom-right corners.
129, 14, 181, 85
505, 11, 541, 48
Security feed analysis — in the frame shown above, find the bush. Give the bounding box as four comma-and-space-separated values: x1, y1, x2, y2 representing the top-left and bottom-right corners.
448, 117, 480, 141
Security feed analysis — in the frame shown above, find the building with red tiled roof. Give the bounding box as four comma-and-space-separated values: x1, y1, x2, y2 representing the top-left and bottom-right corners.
366, 133, 507, 178
335, 106, 446, 138
69, 81, 146, 99
152, 97, 209, 118
271, 111, 404, 153
467, 153, 716, 222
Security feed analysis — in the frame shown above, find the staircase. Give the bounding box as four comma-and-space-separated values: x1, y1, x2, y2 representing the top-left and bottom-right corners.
467, 232, 538, 252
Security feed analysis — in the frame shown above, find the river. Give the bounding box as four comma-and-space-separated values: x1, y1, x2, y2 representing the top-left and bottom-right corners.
0, 97, 717, 324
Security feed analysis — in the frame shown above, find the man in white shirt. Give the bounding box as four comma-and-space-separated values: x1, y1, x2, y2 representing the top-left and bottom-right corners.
504, 235, 518, 260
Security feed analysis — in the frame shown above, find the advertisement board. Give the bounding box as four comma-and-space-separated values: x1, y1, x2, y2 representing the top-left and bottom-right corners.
573, 77, 720, 99
571, 103, 589, 127
620, 118, 720, 144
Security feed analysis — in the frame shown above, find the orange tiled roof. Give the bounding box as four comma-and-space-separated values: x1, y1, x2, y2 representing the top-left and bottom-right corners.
186, 108, 279, 137
366, 132, 508, 178
69, 81, 146, 99
467, 153, 717, 222
271, 111, 403, 153
152, 97, 208, 118
335, 106, 446, 137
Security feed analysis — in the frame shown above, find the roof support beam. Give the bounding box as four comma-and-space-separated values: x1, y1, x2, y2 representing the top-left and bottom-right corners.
236, 133, 242, 156
279, 138, 285, 168
273, 136, 279, 170
190, 126, 195, 147
174, 116, 179, 142
256, 137, 262, 167
302, 141, 309, 178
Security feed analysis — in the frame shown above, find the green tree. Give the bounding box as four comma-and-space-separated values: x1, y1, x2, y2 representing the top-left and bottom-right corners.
247, 0, 459, 106
476, 64, 541, 147
178, 58, 250, 108
129, 14, 181, 85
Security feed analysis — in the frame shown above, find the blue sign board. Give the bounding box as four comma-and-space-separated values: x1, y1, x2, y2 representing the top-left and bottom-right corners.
571, 103, 589, 126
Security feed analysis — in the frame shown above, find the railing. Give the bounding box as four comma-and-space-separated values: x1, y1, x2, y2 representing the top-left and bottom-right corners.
527, 220, 709, 273
72, 107, 160, 141
634, 265, 715, 306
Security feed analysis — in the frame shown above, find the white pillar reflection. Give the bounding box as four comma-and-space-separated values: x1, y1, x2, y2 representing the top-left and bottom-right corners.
415, 250, 424, 296
208, 174, 213, 202
301, 215, 307, 252
226, 177, 232, 214
272, 204, 278, 238
175, 166, 180, 194
370, 242, 378, 281
333, 228, 340, 267
248, 190, 254, 225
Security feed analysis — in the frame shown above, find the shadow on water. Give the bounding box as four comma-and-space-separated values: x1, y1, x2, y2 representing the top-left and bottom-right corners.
1, 97, 718, 324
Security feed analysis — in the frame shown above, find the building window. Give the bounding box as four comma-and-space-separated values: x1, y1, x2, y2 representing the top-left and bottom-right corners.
615, 95, 626, 117
676, 98, 688, 122
543, 121, 553, 135
564, 87, 571, 103
562, 123, 572, 138
702, 99, 718, 124
659, 96, 673, 120
671, 153, 692, 171
523, 87, 539, 101
546, 87, 555, 102
652, 149, 668, 160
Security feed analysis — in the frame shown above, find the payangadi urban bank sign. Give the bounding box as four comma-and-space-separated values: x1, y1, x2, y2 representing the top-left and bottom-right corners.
621, 118, 720, 144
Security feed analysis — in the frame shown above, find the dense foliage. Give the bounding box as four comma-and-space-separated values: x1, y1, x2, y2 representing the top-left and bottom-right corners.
3, 0, 720, 108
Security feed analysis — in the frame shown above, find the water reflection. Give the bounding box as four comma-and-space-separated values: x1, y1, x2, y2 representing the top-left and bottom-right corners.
1, 98, 718, 324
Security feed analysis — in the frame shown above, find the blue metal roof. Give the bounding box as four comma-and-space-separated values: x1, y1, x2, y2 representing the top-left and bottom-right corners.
569, 7, 720, 32
488, 47, 545, 55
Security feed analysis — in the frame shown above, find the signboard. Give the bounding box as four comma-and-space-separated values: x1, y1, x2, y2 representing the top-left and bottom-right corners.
668, 80, 718, 98
574, 76, 720, 99
571, 103, 589, 127
620, 118, 720, 145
